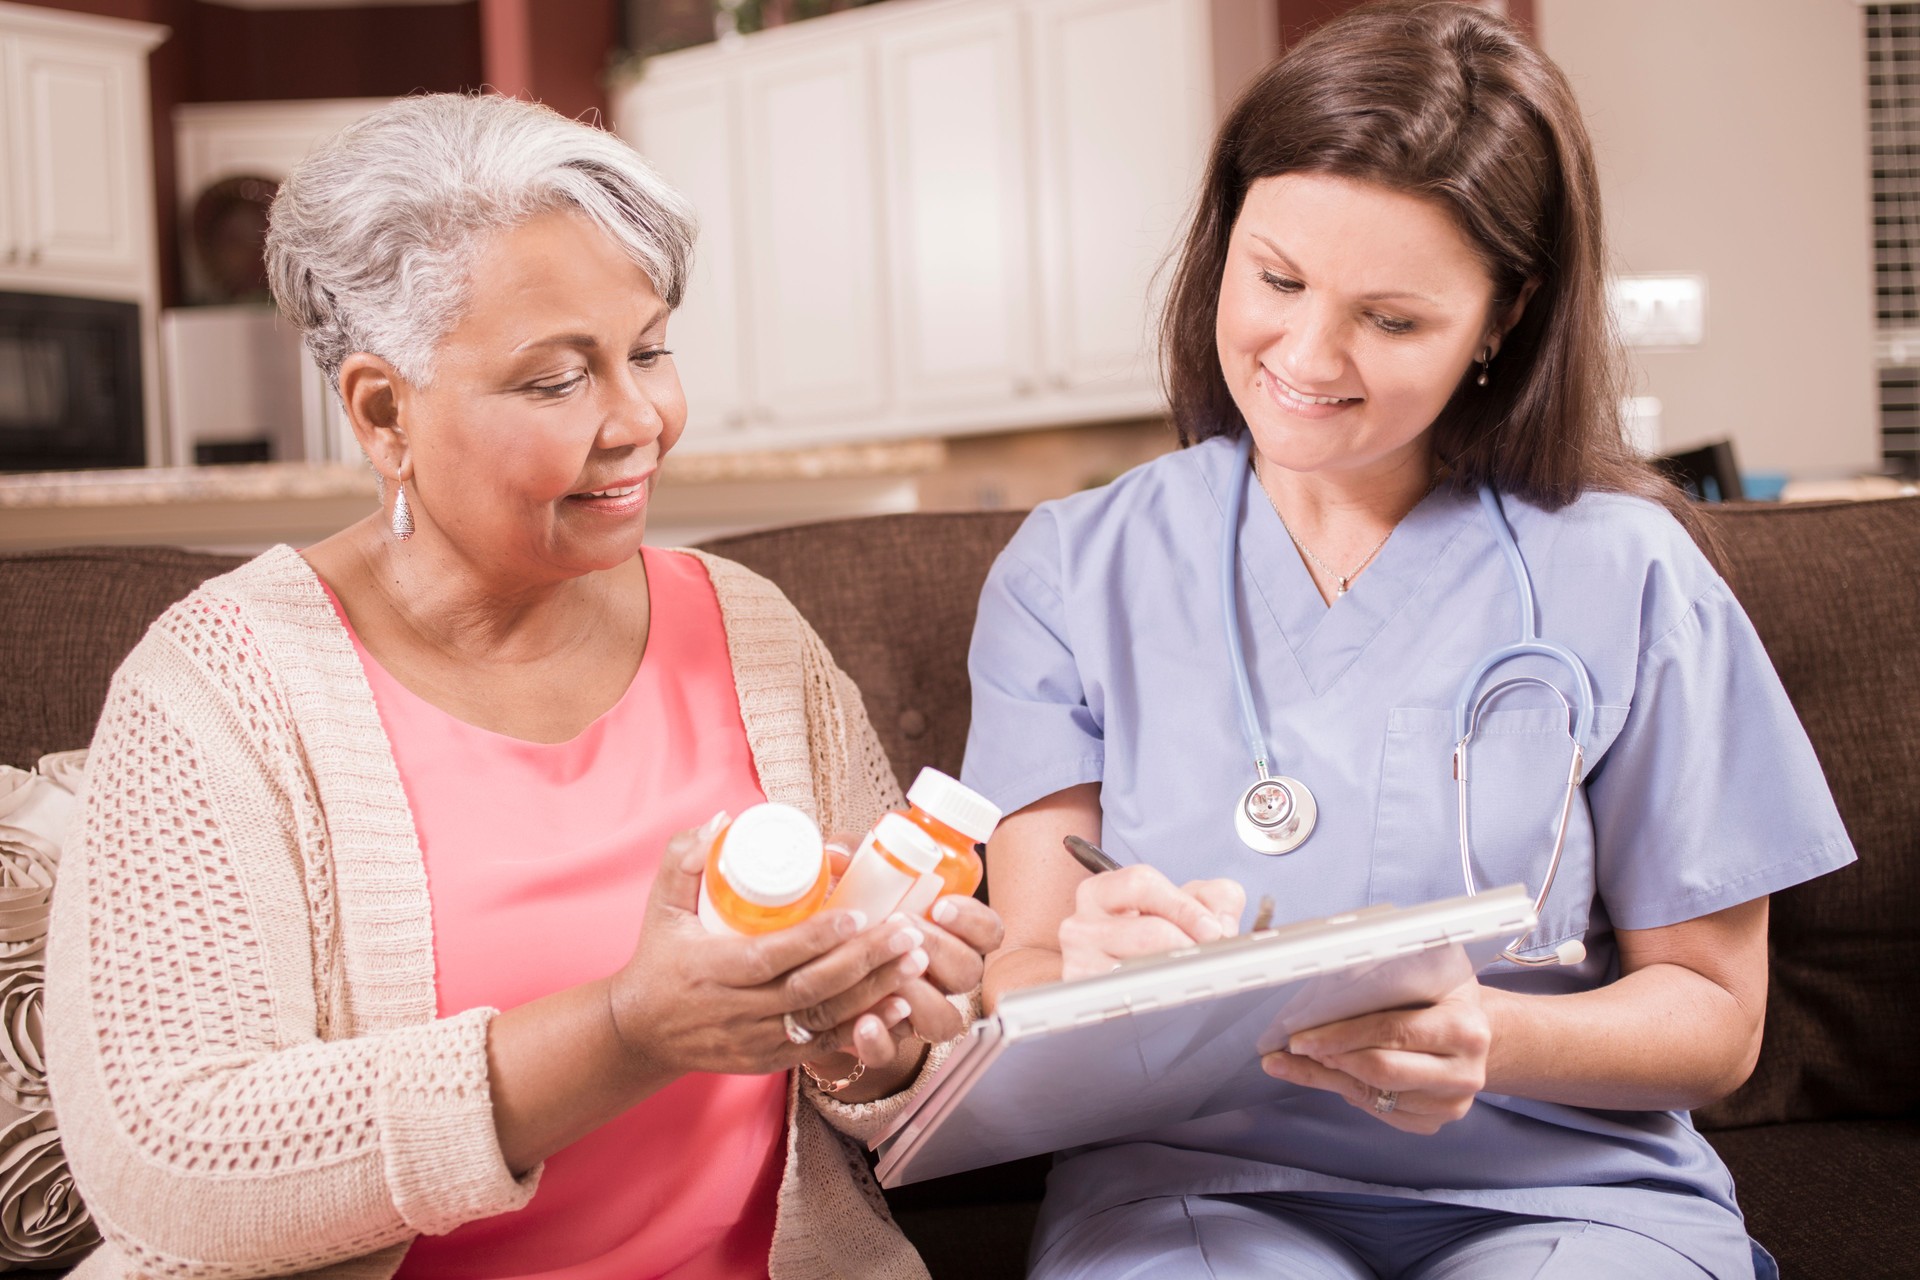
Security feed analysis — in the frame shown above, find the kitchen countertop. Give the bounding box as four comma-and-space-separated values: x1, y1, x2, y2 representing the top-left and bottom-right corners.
0, 439, 949, 509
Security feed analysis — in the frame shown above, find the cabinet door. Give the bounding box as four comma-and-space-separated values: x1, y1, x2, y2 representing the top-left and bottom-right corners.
738, 43, 888, 431
0, 44, 16, 271
622, 73, 752, 451
878, 3, 1037, 413
10, 32, 143, 278
1030, 0, 1210, 395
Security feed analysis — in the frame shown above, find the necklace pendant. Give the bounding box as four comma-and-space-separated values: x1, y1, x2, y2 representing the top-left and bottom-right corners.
1335, 579, 1350, 596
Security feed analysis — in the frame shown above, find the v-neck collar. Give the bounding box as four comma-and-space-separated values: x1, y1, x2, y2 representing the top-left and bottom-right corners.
1199, 436, 1480, 697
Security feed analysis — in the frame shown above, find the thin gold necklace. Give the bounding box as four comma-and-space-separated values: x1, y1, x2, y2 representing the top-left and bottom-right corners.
1254, 459, 1437, 597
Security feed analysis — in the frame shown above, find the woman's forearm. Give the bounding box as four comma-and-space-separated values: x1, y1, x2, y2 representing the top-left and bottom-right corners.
1481, 962, 1765, 1112
486, 978, 683, 1174
983, 944, 1063, 1012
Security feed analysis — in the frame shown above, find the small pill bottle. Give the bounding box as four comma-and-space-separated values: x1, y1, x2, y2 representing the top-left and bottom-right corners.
899, 768, 1002, 901
697, 803, 831, 936
824, 812, 945, 923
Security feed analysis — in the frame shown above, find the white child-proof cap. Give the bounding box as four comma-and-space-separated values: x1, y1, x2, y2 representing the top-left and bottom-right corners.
716, 803, 825, 906
873, 812, 943, 874
906, 768, 1002, 844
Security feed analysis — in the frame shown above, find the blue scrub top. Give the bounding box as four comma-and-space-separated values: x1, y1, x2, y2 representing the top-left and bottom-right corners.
961, 435, 1854, 1279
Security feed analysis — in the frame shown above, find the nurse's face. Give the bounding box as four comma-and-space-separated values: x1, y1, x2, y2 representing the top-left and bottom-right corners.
1215, 172, 1505, 484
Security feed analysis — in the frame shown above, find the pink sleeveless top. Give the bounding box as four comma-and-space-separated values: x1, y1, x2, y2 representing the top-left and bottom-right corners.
327, 548, 783, 1280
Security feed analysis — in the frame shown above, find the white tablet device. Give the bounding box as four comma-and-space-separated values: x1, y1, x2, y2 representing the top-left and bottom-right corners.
874, 884, 1535, 1188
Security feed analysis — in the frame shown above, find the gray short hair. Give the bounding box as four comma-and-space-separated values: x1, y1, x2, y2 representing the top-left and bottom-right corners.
266, 93, 696, 391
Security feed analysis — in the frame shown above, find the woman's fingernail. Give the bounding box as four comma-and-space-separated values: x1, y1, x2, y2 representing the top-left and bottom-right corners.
903, 948, 930, 976
699, 811, 729, 840
1287, 1035, 1315, 1056
1263, 1054, 1293, 1079
858, 1014, 885, 1040
931, 898, 959, 925
886, 998, 911, 1022
838, 910, 868, 938
1194, 916, 1224, 942
889, 926, 926, 955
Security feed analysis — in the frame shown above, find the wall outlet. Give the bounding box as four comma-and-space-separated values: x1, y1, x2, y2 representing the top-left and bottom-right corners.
1610, 274, 1706, 349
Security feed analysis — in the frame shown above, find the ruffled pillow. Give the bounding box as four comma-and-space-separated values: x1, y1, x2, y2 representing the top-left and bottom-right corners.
0, 754, 98, 1268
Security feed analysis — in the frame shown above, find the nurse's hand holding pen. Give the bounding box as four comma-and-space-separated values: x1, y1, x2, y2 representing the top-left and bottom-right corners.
1058, 863, 1249, 980
984, 784, 1247, 995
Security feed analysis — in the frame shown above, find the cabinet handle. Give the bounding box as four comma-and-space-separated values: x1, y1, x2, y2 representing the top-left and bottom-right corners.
26, 247, 40, 266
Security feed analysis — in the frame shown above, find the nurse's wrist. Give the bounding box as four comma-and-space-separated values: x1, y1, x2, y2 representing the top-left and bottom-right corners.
1472, 981, 1528, 1095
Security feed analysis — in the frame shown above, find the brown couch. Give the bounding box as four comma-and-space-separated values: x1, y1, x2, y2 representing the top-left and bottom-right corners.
3, 496, 1915, 1278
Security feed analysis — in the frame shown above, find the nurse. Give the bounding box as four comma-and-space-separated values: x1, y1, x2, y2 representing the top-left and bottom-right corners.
962, 4, 1854, 1278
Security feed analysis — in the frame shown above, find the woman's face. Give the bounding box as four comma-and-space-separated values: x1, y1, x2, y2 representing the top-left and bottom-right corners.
391, 208, 687, 579
1215, 172, 1504, 485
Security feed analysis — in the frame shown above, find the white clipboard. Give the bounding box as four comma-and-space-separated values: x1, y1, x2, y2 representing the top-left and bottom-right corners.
873, 884, 1536, 1188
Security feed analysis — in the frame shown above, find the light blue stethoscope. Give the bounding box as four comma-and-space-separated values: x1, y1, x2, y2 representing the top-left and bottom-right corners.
1220, 435, 1591, 966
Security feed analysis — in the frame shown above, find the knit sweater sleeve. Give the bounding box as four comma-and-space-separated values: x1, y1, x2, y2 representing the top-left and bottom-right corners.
46, 604, 534, 1278
792, 614, 991, 1144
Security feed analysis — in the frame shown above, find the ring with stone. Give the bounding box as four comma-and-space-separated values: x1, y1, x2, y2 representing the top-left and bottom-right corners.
782, 1012, 815, 1046
1372, 1088, 1399, 1115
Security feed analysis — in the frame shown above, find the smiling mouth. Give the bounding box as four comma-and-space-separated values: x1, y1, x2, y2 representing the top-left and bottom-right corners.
1266, 369, 1360, 407
565, 473, 654, 505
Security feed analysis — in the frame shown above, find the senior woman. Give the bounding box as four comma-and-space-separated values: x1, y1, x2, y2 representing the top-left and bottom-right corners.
46, 93, 998, 1279
965, 5, 1850, 1278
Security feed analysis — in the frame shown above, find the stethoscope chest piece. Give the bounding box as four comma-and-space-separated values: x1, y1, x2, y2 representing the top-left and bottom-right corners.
1235, 772, 1318, 854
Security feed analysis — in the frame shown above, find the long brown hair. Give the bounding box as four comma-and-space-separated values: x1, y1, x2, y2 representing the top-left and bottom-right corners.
1162, 1, 1692, 526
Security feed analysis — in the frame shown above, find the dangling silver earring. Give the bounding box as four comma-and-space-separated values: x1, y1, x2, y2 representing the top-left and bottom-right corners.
391, 482, 414, 541
1476, 347, 1493, 387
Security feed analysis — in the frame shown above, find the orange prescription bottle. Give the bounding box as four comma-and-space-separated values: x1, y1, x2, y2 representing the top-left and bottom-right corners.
696, 803, 831, 936
898, 768, 1001, 905
823, 812, 945, 924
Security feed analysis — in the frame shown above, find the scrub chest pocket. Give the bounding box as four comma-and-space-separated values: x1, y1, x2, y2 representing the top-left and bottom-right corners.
1370, 704, 1629, 962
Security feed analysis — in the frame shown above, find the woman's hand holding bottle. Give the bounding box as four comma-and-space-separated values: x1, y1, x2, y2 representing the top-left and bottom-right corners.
610, 815, 935, 1078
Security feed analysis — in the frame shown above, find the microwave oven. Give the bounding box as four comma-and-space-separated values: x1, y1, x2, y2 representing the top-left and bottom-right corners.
0, 291, 145, 472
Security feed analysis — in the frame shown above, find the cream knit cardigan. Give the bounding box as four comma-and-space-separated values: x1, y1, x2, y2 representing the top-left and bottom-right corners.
46, 546, 946, 1280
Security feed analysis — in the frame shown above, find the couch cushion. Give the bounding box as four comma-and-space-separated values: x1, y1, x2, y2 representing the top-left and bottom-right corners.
1693, 499, 1920, 1129
700, 512, 1028, 793
0, 547, 246, 766
1707, 1118, 1920, 1280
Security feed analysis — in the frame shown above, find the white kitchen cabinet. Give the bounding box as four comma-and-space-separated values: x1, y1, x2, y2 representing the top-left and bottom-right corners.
628, 74, 751, 441
737, 40, 889, 431
0, 5, 162, 288
1031, 0, 1211, 396
877, 1, 1037, 413
0, 2, 167, 464
614, 0, 1274, 452
8, 31, 143, 278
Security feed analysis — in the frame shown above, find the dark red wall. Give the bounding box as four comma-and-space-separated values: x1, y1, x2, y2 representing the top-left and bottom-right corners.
185, 3, 482, 102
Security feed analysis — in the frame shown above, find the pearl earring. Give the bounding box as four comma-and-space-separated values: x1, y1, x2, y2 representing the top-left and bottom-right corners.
391, 482, 414, 541
1476, 347, 1493, 387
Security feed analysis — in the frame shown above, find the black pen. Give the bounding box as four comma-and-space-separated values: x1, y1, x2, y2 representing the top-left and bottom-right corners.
1064, 835, 1276, 933
1062, 834, 1122, 875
